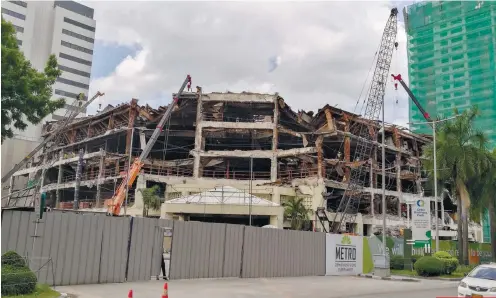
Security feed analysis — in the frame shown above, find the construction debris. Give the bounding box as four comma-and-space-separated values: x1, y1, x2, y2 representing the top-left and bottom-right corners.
3, 89, 441, 235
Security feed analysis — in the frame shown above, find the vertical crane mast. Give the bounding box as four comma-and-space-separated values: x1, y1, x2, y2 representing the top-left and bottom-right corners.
107, 75, 192, 216
331, 8, 398, 233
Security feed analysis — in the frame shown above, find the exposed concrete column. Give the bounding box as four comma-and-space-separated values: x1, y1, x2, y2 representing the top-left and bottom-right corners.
73, 149, 84, 210
396, 154, 402, 217
55, 150, 63, 208
270, 98, 279, 182
39, 154, 48, 193
373, 149, 378, 187
369, 159, 375, 217
343, 115, 351, 181
133, 175, 146, 211
316, 136, 324, 180
125, 99, 138, 154
95, 148, 106, 208
6, 176, 14, 206
193, 89, 203, 178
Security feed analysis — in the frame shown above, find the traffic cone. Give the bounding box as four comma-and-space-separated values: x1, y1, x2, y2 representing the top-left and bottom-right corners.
128, 289, 133, 298
161, 282, 168, 298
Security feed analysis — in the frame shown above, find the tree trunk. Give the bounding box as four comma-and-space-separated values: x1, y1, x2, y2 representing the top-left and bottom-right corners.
462, 206, 469, 265
490, 200, 496, 262
457, 194, 464, 264
456, 179, 471, 265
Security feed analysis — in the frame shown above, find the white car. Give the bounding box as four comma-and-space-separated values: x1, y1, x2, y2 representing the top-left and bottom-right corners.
458, 263, 496, 298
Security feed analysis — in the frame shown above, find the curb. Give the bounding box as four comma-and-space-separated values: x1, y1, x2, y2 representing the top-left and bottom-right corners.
357, 274, 419, 282
402, 275, 463, 281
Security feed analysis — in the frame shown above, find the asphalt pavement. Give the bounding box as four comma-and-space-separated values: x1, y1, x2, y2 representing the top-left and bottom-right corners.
56, 275, 459, 298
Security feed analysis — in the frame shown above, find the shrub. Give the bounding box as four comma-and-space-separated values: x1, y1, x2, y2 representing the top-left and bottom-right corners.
434, 251, 459, 274
1, 250, 28, 269
390, 255, 404, 270
1, 265, 37, 296
414, 256, 445, 277
433, 251, 451, 259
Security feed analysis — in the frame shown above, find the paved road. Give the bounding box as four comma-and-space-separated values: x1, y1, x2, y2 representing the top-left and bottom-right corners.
57, 276, 459, 298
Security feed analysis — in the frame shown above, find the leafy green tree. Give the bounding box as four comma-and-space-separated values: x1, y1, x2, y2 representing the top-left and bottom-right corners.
1, 18, 65, 142
468, 148, 496, 261
139, 185, 162, 217
283, 197, 310, 230
422, 106, 491, 265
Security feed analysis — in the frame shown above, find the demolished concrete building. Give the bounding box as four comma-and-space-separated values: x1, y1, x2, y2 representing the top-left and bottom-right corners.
2, 89, 483, 239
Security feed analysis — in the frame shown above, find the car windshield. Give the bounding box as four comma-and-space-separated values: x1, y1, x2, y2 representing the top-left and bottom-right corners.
468, 266, 496, 280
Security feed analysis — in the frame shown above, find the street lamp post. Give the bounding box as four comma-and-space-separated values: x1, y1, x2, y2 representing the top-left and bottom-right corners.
409, 115, 459, 252
381, 96, 387, 266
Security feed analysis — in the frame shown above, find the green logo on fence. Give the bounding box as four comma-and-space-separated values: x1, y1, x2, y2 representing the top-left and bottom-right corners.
341, 235, 352, 245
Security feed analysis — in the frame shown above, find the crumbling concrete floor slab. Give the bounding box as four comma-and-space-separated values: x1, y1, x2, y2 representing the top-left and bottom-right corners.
55, 275, 458, 298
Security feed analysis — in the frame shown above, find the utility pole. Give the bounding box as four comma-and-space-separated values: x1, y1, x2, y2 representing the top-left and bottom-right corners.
409, 114, 459, 252
381, 93, 387, 264
249, 157, 253, 226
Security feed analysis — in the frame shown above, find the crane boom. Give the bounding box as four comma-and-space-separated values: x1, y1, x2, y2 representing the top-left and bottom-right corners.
107, 75, 192, 216
329, 8, 398, 233
391, 74, 433, 125
1, 91, 105, 184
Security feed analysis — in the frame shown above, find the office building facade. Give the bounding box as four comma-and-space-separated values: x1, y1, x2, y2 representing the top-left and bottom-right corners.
1, 0, 96, 187
403, 1, 496, 148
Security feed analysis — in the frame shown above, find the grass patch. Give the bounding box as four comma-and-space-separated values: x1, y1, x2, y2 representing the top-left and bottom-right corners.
391, 269, 418, 276
392, 269, 463, 279
4, 284, 60, 298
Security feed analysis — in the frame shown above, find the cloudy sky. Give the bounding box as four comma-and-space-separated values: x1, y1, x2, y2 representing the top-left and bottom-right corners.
84, 0, 418, 126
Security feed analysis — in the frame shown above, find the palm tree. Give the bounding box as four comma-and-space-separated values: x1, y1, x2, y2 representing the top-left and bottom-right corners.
468, 149, 496, 261
139, 185, 162, 217
283, 197, 310, 230
422, 106, 491, 265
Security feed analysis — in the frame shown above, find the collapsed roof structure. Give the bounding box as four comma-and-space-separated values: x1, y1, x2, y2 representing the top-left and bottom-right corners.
3, 89, 475, 237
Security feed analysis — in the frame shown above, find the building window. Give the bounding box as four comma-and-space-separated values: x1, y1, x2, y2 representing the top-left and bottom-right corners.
63, 17, 95, 32
17, 39, 22, 46
59, 65, 91, 78
1, 8, 26, 20
54, 1, 94, 19
61, 40, 93, 55
13, 25, 24, 33
59, 53, 92, 66
9, 1, 27, 8
57, 77, 89, 89
55, 89, 80, 99
62, 29, 94, 44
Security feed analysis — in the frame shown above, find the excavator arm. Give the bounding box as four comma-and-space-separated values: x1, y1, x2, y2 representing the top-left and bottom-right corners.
392, 74, 433, 125
107, 75, 192, 216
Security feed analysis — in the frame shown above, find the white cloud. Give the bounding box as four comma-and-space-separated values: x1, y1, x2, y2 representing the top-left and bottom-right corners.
86, 1, 413, 126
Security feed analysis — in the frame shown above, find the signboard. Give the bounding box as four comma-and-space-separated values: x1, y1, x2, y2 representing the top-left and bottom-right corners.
411, 198, 431, 247
326, 234, 363, 275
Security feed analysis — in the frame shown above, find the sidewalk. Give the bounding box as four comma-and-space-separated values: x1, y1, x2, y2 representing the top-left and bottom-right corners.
55, 275, 459, 298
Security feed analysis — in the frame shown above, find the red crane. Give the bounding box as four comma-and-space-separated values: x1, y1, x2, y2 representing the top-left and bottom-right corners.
391, 74, 433, 125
